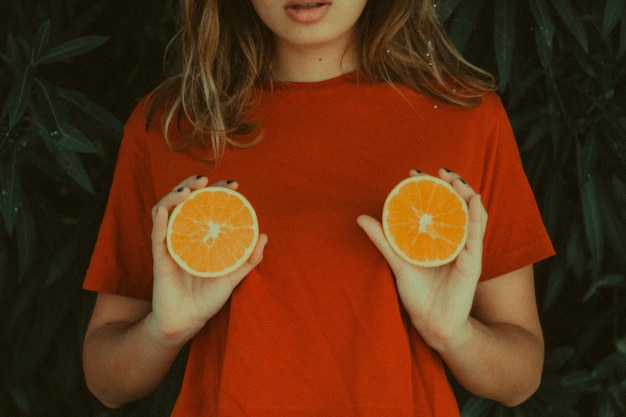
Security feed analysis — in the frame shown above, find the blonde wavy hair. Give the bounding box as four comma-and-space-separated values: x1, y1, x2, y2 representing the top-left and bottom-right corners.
147, 0, 495, 161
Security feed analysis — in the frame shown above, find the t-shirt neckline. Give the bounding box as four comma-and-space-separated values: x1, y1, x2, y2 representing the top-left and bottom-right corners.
264, 71, 363, 90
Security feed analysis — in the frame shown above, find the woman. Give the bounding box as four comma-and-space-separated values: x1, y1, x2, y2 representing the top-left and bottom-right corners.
82, 1, 554, 415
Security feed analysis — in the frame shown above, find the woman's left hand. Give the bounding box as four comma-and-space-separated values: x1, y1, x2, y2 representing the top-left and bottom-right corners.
357, 168, 488, 351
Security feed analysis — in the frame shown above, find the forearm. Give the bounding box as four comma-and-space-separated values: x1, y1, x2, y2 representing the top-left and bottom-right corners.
82, 312, 189, 409
434, 317, 544, 407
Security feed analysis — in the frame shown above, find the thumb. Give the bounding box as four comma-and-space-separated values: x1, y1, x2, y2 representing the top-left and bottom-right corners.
151, 205, 169, 259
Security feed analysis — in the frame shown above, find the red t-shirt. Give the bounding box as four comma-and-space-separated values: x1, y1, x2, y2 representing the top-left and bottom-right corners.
84, 72, 554, 416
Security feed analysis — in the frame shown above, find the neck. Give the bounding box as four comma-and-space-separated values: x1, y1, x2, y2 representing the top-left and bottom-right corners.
272, 41, 359, 82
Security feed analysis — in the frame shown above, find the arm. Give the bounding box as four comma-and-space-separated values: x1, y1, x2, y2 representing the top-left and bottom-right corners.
436, 266, 544, 406
83, 294, 187, 409
357, 168, 544, 406
83, 176, 268, 408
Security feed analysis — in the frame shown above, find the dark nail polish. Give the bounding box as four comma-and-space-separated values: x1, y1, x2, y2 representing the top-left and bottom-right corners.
176, 187, 184, 192
459, 177, 467, 185
443, 167, 451, 173
226, 180, 236, 184
413, 169, 422, 174
196, 175, 204, 179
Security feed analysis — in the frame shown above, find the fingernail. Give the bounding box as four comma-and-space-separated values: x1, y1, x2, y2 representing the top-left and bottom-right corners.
413, 169, 422, 174
226, 180, 236, 184
196, 175, 204, 179
176, 187, 184, 192
459, 177, 467, 185
443, 167, 451, 173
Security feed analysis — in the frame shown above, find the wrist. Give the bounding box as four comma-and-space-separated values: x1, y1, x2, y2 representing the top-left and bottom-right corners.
144, 312, 198, 349
422, 318, 475, 355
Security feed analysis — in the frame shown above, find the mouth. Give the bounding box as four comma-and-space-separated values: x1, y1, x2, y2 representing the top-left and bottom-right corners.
291, 3, 324, 10
284, 1, 331, 23
286, 2, 328, 10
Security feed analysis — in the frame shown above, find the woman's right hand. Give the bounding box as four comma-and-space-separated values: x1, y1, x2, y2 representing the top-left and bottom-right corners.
149, 175, 268, 346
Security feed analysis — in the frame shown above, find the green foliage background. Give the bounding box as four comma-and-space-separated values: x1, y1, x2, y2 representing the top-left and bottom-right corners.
1, 0, 625, 416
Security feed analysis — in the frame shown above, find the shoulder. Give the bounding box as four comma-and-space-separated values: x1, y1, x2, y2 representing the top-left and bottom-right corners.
113, 95, 176, 171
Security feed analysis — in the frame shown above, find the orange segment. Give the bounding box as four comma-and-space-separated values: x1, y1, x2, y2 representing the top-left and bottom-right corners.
382, 175, 468, 267
166, 187, 259, 277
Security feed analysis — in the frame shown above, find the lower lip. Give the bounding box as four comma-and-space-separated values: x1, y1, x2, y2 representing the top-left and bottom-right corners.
285, 3, 330, 23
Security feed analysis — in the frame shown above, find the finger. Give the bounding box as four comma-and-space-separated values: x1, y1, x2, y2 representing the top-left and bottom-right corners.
152, 186, 192, 220
438, 167, 479, 203
409, 169, 427, 177
211, 179, 239, 191
171, 175, 209, 192
464, 194, 487, 258
225, 233, 268, 288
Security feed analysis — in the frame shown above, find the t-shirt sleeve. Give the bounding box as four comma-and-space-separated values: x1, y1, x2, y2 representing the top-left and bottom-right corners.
478, 95, 555, 281
83, 101, 158, 300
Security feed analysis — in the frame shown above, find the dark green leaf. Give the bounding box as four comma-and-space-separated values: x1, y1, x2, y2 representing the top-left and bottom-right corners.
579, 175, 604, 279
44, 142, 94, 193
4, 32, 20, 65
55, 124, 97, 153
8, 384, 34, 416
37, 35, 107, 65
592, 352, 626, 379
542, 250, 566, 309
560, 370, 597, 389
566, 226, 585, 282
548, 0, 589, 52
1, 33, 20, 70
533, 24, 552, 68
34, 77, 66, 126
460, 394, 492, 416
0, 51, 13, 71
438, 0, 464, 22
493, 0, 515, 90
18, 139, 64, 181
520, 116, 550, 153
606, 116, 626, 179
529, 0, 555, 48
603, 0, 626, 37
506, 71, 544, 112
577, 135, 604, 279
448, 0, 485, 52
0, 146, 20, 235
597, 176, 626, 260
31, 20, 51, 63
14, 194, 35, 278
7, 64, 35, 129
578, 133, 597, 183
58, 87, 124, 134
15, 36, 32, 65
544, 346, 575, 372
35, 79, 97, 153
584, 274, 626, 301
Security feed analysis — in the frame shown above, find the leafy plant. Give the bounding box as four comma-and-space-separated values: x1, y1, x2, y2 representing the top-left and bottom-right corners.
0, 1, 625, 416
441, 0, 626, 415
0, 19, 122, 417
0, 1, 177, 415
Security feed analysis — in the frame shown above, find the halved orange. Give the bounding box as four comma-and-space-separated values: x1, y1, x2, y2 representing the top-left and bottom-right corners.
382, 175, 468, 267
166, 187, 259, 277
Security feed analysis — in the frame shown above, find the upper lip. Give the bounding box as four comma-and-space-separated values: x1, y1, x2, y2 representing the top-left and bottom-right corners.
285, 1, 330, 8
